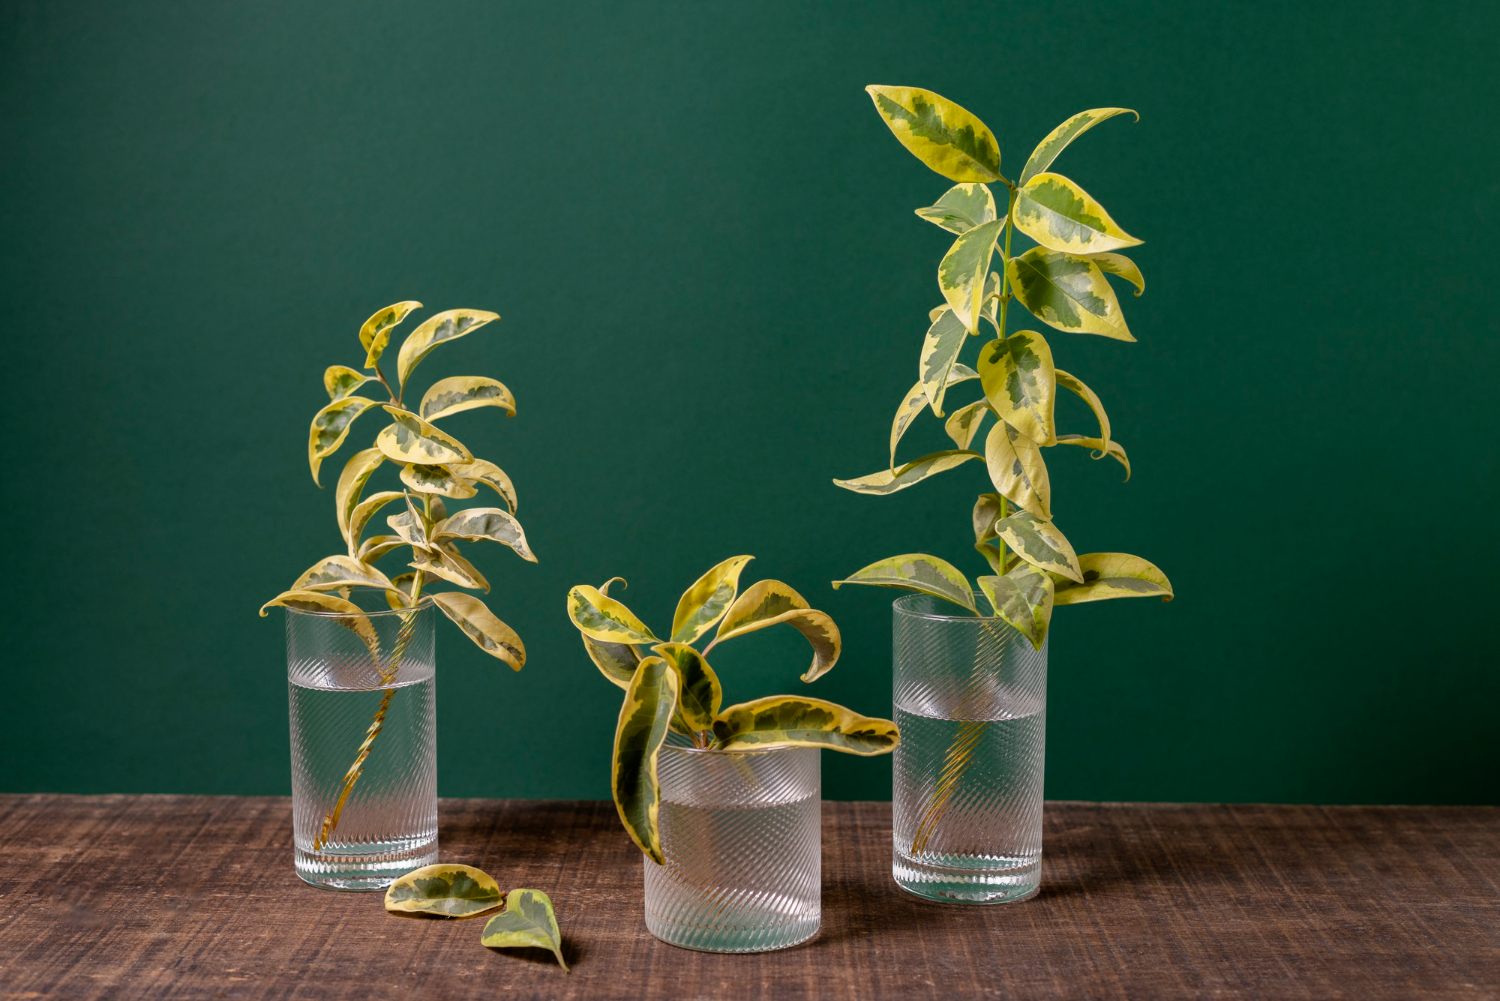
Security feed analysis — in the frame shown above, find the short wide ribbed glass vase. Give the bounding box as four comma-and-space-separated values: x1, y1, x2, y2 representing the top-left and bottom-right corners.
643, 737, 821, 952
285, 595, 438, 890
892, 593, 1047, 903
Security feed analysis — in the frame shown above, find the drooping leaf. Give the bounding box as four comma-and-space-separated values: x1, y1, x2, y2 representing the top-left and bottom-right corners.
915, 182, 997, 235
979, 271, 1002, 331
939, 219, 1004, 332
1053, 552, 1173, 605
613, 656, 679, 864
1019, 108, 1138, 186
584, 635, 640, 690
567, 586, 659, 645
399, 463, 478, 500
480, 889, 569, 972
348, 491, 405, 547
308, 396, 378, 486
324, 365, 372, 401
1091, 251, 1145, 295
359, 300, 423, 369
832, 553, 977, 614
449, 459, 517, 512
984, 420, 1052, 519
384, 863, 503, 918
1008, 248, 1133, 342
257, 589, 380, 659
292, 554, 399, 594
1056, 434, 1131, 479
889, 364, 978, 469
1054, 369, 1111, 454
386, 501, 430, 549
972, 493, 1005, 544
1013, 173, 1141, 255
334, 448, 385, 548
375, 407, 474, 466
834, 449, 982, 495
433, 507, 537, 563
943, 400, 991, 450
712, 696, 899, 755
651, 642, 722, 730
711, 580, 841, 682
919, 307, 969, 417
432, 592, 524, 669
411, 542, 490, 592
419, 376, 516, 422
978, 331, 1057, 445
975, 539, 1008, 575
670, 555, 752, 644
396, 308, 499, 389
992, 511, 1083, 583
865, 86, 1002, 182
977, 563, 1055, 649
358, 534, 407, 562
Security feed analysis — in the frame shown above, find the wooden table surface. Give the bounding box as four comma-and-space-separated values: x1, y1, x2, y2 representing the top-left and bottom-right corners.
1, 795, 1496, 1000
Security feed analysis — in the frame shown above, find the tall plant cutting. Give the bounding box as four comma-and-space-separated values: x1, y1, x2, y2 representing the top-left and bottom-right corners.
261, 301, 535, 847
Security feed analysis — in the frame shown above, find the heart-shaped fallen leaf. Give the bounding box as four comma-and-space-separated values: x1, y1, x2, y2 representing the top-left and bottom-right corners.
480, 888, 569, 971
383, 864, 503, 918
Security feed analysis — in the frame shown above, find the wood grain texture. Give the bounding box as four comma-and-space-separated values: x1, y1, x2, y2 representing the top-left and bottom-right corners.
0, 796, 1496, 1000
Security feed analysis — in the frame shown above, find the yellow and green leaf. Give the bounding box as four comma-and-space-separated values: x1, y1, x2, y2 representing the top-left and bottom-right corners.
396, 308, 499, 389
412, 542, 490, 592
613, 656, 679, 864
984, 420, 1052, 519
833, 553, 976, 614
1091, 252, 1145, 296
257, 589, 380, 659
977, 563, 1055, 649
375, 407, 474, 466
449, 459, 517, 512
335, 447, 385, 548
711, 696, 899, 756
670, 555, 753, 644
979, 271, 1002, 331
383, 863, 502, 918
567, 586, 659, 645
834, 449, 982, 495
992, 511, 1082, 583
889, 363, 977, 469
915, 182, 997, 235
358, 534, 407, 562
979, 331, 1056, 446
1008, 248, 1133, 342
324, 365, 372, 401
480, 889, 569, 972
710, 580, 841, 683
419, 376, 516, 422
399, 463, 478, 500
939, 218, 1003, 331
919, 307, 969, 417
292, 554, 399, 594
308, 396, 378, 486
1018, 108, 1137, 186
865, 86, 1002, 183
943, 399, 991, 450
651, 642, 722, 731
1013, 173, 1141, 255
386, 501, 430, 549
1053, 552, 1173, 605
972, 493, 1005, 544
433, 507, 536, 563
1054, 369, 1111, 454
359, 300, 423, 369
1056, 434, 1131, 479
584, 635, 640, 690
432, 591, 524, 669
348, 491, 405, 547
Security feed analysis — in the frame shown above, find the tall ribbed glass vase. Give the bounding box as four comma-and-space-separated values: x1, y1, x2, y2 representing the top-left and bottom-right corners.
892, 593, 1047, 903
285, 594, 438, 890
643, 736, 821, 952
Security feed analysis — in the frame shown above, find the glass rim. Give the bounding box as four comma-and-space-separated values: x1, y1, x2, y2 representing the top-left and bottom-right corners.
280, 592, 435, 618
891, 591, 993, 621
660, 736, 816, 758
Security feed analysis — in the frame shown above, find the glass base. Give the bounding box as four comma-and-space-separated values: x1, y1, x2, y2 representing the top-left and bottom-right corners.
893, 851, 1041, 904
295, 836, 438, 891
645, 904, 820, 953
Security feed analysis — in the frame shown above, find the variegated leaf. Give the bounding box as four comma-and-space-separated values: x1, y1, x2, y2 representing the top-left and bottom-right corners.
975, 539, 1007, 575
651, 642, 722, 731
383, 863, 502, 918
712, 696, 899, 756
1008, 248, 1134, 342
257, 589, 380, 659
359, 300, 423, 369
567, 585, 659, 645
984, 420, 1052, 519
308, 396, 378, 486
1054, 369, 1111, 454
980, 271, 1002, 331
419, 376, 515, 422
919, 307, 969, 417
834, 449, 982, 495
993, 511, 1082, 582
972, 493, 1005, 544
292, 554, 398, 593
480, 889, 569, 972
939, 219, 1004, 331
335, 448, 385, 547
889, 363, 978, 469
865, 85, 1002, 183
1053, 552, 1173, 605
915, 182, 997, 234
613, 656, 679, 863
387, 499, 430, 549
375, 407, 474, 466
833, 553, 976, 614
396, 308, 499, 389
358, 534, 407, 562
412, 541, 490, 591
448, 459, 517, 512
943, 400, 991, 450
400, 463, 478, 500
1056, 434, 1131, 479
433, 507, 536, 563
670, 555, 752, 644
1092, 252, 1145, 295
349, 491, 405, 547
1019, 108, 1138, 186
979, 331, 1056, 446
710, 580, 841, 683
433, 592, 524, 669
324, 365, 371, 401
584, 635, 640, 690
384, 573, 416, 610
1013, 173, 1141, 255
977, 563, 1055, 649
429, 495, 448, 521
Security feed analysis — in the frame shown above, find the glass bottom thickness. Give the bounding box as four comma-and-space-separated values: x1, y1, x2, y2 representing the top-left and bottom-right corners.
294, 836, 438, 891
893, 849, 1041, 904
645, 904, 820, 953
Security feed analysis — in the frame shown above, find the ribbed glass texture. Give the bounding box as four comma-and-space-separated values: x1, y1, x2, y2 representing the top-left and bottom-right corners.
286, 596, 437, 890
892, 593, 1047, 903
643, 737, 821, 952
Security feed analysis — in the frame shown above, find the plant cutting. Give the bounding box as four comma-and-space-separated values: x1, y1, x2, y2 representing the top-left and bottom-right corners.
260, 301, 535, 889
833, 87, 1174, 902
565, 557, 897, 952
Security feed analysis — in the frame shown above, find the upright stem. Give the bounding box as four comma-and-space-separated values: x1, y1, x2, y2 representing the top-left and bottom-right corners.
995, 496, 1009, 576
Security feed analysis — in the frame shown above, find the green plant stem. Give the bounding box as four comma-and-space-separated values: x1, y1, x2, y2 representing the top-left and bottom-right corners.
996, 496, 1009, 575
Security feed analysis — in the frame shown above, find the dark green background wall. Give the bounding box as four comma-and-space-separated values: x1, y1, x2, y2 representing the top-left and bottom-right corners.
3, 1, 1495, 804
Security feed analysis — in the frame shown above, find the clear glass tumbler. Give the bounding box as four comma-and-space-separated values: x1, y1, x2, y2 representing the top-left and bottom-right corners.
643, 736, 821, 952
892, 593, 1047, 903
285, 594, 438, 890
